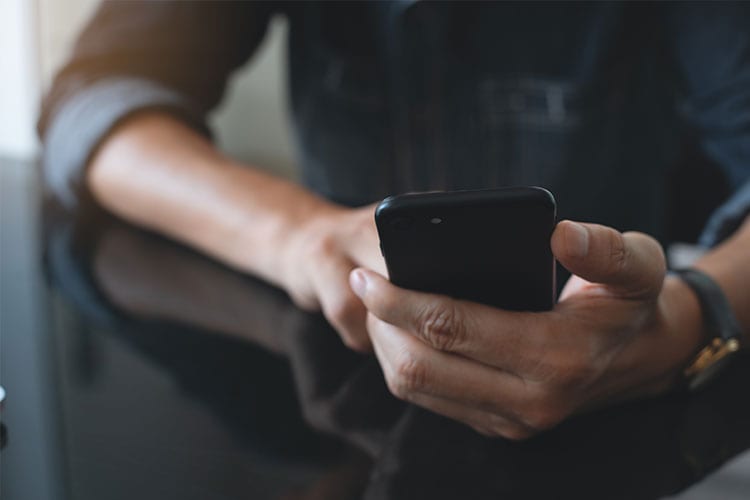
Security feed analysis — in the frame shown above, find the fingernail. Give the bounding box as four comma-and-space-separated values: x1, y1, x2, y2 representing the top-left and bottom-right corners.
350, 269, 368, 298
566, 221, 589, 258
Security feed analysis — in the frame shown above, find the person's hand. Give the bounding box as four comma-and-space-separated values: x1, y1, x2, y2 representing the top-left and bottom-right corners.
349, 220, 705, 439
281, 204, 386, 351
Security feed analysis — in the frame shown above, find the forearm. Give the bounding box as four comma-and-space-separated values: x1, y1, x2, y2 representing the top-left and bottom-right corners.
693, 216, 750, 334
661, 216, 750, 366
652, 217, 750, 387
87, 112, 337, 286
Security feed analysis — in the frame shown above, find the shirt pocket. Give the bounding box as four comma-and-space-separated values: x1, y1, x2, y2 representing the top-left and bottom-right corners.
468, 77, 586, 188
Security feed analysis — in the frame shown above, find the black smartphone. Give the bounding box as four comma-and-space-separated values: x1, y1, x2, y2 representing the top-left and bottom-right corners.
375, 186, 557, 311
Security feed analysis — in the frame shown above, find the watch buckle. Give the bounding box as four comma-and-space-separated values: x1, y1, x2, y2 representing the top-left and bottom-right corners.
684, 338, 741, 378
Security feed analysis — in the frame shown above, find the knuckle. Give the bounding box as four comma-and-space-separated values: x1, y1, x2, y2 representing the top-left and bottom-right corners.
625, 231, 667, 291
500, 425, 535, 441
390, 351, 427, 397
322, 296, 368, 351
416, 302, 465, 351
385, 376, 407, 400
480, 414, 536, 441
309, 233, 339, 259
625, 231, 664, 260
340, 334, 370, 353
289, 292, 319, 312
607, 230, 629, 276
522, 394, 570, 432
525, 408, 564, 433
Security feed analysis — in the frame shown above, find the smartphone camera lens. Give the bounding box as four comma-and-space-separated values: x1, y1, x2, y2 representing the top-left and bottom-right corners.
391, 217, 413, 231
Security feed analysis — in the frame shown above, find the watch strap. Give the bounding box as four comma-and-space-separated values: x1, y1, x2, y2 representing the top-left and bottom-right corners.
674, 269, 743, 343
673, 268, 744, 389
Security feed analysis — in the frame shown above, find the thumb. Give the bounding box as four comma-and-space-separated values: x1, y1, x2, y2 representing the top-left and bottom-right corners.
551, 220, 666, 299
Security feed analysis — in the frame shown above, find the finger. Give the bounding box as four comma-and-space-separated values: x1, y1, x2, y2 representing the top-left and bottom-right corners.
367, 313, 534, 423
312, 257, 372, 352
400, 391, 535, 440
551, 220, 666, 299
351, 268, 549, 372
348, 205, 388, 276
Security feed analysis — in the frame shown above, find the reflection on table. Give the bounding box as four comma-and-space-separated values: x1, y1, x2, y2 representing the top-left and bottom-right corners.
42, 201, 750, 500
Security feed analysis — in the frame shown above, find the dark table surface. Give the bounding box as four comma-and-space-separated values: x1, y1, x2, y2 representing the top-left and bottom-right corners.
2, 156, 750, 500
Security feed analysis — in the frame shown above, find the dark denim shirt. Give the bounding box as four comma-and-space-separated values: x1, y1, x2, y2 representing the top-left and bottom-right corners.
39, 1, 750, 246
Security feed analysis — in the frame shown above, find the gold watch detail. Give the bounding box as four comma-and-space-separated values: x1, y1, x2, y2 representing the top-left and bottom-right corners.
684, 338, 741, 379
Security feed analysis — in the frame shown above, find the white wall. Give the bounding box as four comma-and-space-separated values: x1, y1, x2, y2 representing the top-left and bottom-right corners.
5, 0, 295, 175
0, 0, 40, 158
209, 17, 297, 178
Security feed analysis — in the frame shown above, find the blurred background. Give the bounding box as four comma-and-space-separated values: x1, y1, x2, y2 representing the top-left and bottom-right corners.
1, 0, 296, 177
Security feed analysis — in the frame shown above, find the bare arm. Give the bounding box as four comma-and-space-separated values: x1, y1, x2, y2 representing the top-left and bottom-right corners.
88, 112, 334, 287
87, 112, 384, 351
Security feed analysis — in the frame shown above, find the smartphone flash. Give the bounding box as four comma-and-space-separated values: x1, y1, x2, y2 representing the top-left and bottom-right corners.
430, 217, 442, 224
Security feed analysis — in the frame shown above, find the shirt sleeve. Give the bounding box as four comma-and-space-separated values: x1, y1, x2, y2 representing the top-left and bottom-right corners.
664, 2, 750, 247
38, 0, 274, 208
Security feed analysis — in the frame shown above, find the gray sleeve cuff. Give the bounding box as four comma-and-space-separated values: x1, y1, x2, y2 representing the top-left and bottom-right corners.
699, 179, 750, 247
41, 77, 210, 208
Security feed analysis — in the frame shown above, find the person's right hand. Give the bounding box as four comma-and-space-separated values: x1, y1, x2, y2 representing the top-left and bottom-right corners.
280, 204, 386, 351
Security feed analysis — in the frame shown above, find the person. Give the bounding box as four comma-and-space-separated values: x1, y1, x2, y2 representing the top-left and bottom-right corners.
39, 1, 749, 439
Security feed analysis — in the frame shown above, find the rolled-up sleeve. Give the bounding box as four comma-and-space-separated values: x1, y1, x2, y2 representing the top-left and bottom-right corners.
665, 2, 750, 247
42, 77, 210, 206
38, 1, 273, 208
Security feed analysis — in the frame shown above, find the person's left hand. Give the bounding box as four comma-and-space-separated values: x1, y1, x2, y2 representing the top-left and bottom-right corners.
349, 220, 705, 439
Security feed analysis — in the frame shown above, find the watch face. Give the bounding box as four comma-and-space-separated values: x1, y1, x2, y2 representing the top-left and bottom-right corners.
689, 350, 743, 391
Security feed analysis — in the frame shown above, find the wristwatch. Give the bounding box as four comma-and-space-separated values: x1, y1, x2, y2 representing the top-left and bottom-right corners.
675, 268, 745, 390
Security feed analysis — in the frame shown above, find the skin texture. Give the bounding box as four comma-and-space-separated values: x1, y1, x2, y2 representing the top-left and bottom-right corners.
88, 112, 750, 438
350, 219, 750, 439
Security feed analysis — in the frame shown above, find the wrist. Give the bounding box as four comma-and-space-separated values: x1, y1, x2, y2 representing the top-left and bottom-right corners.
211, 159, 340, 284
248, 183, 342, 290
657, 274, 708, 381
672, 268, 746, 389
